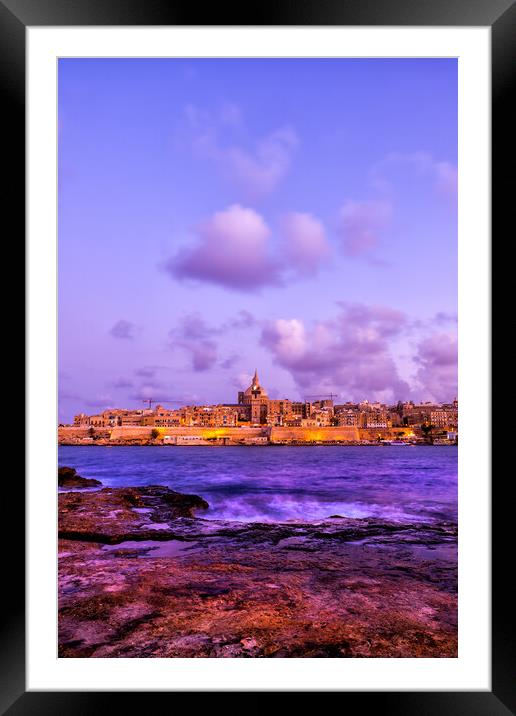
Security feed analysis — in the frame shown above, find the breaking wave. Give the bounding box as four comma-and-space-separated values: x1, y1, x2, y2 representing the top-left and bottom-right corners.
58, 445, 457, 524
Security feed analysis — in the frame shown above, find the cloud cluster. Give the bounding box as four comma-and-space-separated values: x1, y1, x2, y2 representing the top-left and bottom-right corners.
166, 140, 457, 287
261, 303, 411, 402
166, 205, 331, 292
109, 319, 137, 340
168, 205, 281, 291
184, 104, 297, 199
226, 310, 256, 330
337, 199, 391, 259
413, 332, 457, 402
110, 378, 134, 389
58, 388, 82, 402
220, 354, 240, 370
281, 212, 330, 276
169, 312, 221, 372
128, 382, 188, 404
135, 367, 156, 379
371, 151, 457, 199
223, 128, 298, 200
168, 309, 259, 372
231, 371, 254, 390
334, 151, 457, 263
434, 161, 458, 198
84, 394, 115, 409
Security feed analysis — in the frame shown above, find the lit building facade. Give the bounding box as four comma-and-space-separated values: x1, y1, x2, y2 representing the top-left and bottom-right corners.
238, 369, 270, 424
71, 371, 458, 435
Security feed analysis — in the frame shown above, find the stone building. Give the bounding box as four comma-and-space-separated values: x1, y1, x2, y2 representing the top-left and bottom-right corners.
301, 408, 333, 427
238, 369, 271, 425
429, 408, 458, 429
358, 410, 390, 429
152, 405, 182, 427
335, 409, 359, 427
236, 370, 315, 426
266, 399, 297, 426
181, 405, 239, 427
71, 371, 458, 436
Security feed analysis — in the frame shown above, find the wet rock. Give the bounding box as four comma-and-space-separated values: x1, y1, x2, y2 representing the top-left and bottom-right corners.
58, 484, 457, 658
58, 466, 102, 488
59, 484, 209, 543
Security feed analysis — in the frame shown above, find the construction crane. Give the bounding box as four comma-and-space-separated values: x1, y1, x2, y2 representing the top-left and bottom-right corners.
304, 393, 339, 402
143, 398, 190, 410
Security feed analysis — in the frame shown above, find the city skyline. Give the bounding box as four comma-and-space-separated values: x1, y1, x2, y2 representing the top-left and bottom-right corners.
59, 58, 457, 423
67, 367, 458, 440
66, 368, 458, 427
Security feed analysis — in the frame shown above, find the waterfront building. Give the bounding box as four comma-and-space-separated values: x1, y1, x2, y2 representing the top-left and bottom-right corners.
238, 369, 270, 425
266, 399, 293, 426
405, 403, 458, 429
335, 409, 359, 427
181, 405, 239, 427
301, 408, 333, 427
429, 409, 458, 429
71, 370, 458, 436
358, 410, 390, 429
153, 405, 182, 427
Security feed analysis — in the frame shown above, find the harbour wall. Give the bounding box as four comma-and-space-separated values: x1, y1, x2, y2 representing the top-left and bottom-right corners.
59, 425, 417, 444
269, 426, 360, 442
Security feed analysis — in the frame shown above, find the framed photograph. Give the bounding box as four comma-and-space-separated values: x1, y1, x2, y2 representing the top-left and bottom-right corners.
4, 0, 510, 709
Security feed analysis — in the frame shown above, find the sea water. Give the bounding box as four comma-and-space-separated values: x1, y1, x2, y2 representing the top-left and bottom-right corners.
58, 445, 457, 524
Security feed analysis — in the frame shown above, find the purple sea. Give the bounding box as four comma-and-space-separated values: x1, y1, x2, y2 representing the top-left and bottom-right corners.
58, 445, 457, 524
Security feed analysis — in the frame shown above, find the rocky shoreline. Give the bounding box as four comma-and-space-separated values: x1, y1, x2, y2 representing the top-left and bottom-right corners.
58, 467, 458, 658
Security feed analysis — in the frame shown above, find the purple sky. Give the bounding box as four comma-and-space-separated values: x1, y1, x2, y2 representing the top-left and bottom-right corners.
58, 58, 457, 422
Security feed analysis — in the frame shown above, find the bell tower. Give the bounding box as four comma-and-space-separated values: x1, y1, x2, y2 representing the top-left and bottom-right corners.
251, 368, 263, 396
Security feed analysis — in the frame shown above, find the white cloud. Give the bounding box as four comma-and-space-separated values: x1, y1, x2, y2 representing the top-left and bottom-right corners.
183, 104, 298, 198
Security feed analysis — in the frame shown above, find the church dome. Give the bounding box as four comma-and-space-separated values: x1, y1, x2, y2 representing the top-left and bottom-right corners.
244, 369, 268, 397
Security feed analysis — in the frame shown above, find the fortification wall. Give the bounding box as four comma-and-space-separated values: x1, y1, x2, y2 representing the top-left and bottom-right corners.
59, 426, 111, 439
270, 427, 416, 442
59, 424, 418, 444
59, 425, 269, 441
107, 426, 155, 439
359, 427, 417, 440
147, 426, 268, 440
270, 426, 360, 442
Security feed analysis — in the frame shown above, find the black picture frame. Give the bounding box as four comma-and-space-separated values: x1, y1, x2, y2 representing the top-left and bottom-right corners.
4, 0, 510, 710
